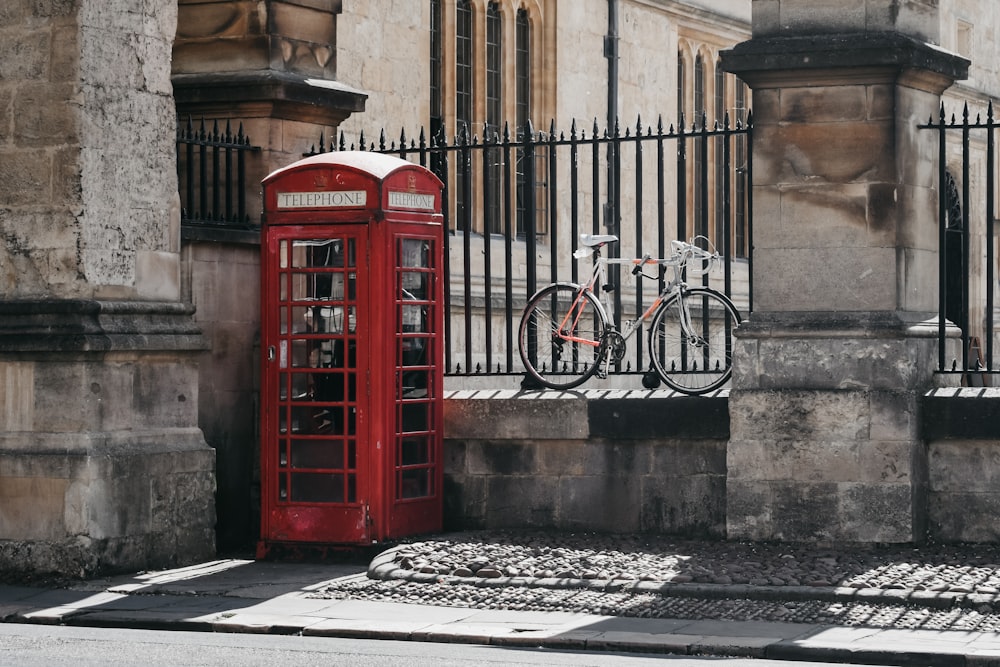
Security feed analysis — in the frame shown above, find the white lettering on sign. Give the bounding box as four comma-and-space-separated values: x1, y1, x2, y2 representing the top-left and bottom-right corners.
277, 190, 367, 209
388, 190, 435, 211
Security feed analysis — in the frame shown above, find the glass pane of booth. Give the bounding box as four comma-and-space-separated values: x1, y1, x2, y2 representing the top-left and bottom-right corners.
291, 439, 344, 468
272, 235, 361, 507
400, 468, 430, 499
290, 473, 346, 503
400, 238, 428, 268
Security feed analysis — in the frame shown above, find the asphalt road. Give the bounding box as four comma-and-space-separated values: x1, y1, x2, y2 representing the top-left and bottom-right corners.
0, 624, 844, 666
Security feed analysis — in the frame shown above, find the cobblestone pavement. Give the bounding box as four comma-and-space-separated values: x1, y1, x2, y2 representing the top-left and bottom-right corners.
310, 531, 1000, 632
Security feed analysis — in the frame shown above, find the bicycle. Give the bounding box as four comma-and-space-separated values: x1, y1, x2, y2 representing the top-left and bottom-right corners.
518, 233, 742, 395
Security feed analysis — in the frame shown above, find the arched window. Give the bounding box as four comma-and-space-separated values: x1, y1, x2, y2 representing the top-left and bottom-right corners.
430, 0, 442, 138
485, 3, 503, 233
677, 52, 686, 123
734, 79, 749, 258
516, 8, 531, 133
694, 55, 705, 121
486, 3, 502, 135
428, 1, 548, 237
515, 8, 536, 237
455, 0, 473, 226
455, 1, 473, 131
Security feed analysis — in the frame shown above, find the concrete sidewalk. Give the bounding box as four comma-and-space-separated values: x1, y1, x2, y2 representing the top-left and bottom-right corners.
2, 556, 1000, 665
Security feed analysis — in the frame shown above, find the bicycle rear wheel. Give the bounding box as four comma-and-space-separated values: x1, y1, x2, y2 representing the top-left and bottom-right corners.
648, 287, 741, 395
518, 283, 607, 390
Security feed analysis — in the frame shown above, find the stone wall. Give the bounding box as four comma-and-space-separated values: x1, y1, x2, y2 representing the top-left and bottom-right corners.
442, 391, 729, 537
440, 389, 1000, 545
0, 0, 180, 301
924, 388, 1000, 543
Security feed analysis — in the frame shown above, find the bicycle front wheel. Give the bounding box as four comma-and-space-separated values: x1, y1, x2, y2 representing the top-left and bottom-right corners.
648, 287, 741, 395
519, 283, 607, 390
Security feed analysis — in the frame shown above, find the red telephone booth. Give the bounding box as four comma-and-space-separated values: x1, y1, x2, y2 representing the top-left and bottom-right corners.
257, 152, 444, 555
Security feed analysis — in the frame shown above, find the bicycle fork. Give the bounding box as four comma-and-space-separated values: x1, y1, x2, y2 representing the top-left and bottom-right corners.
676, 290, 708, 347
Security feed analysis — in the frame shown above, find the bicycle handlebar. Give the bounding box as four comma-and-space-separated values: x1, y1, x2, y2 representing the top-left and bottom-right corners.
672, 239, 718, 276
574, 234, 719, 276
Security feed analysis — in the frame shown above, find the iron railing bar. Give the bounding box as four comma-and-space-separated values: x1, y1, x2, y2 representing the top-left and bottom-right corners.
987, 102, 996, 371
745, 110, 754, 313
548, 122, 559, 289
482, 130, 495, 374
634, 117, 645, 368
502, 123, 515, 373
570, 120, 580, 286
460, 126, 474, 374
524, 120, 538, 303
611, 119, 623, 364
935, 106, 948, 371
961, 104, 971, 372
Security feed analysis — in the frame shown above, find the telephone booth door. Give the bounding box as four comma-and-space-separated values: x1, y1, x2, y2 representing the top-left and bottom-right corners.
382, 229, 444, 539
258, 152, 444, 554
260, 230, 369, 546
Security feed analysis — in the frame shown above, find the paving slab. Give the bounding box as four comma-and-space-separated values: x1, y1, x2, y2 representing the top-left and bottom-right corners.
676, 619, 821, 639
564, 615, 694, 634
313, 599, 479, 624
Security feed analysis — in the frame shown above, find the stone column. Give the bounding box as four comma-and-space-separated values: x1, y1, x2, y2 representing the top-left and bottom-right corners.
721, 1, 968, 542
0, 0, 215, 575
172, 0, 367, 180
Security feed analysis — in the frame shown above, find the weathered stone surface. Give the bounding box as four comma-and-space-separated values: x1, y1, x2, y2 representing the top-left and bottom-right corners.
444, 395, 589, 440
0, 431, 215, 576
640, 473, 726, 537
730, 389, 871, 442
752, 0, 939, 43
484, 476, 558, 529
0, 0, 179, 300
559, 475, 642, 532
752, 247, 897, 312
442, 396, 728, 536
929, 491, 1000, 543
733, 327, 936, 392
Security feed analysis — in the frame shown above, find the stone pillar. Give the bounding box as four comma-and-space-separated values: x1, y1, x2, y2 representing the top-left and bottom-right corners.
721, 1, 968, 542
172, 0, 367, 179
0, 0, 215, 575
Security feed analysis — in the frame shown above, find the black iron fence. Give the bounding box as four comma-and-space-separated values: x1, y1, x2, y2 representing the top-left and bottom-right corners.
922, 103, 999, 382
318, 113, 753, 380
176, 117, 260, 228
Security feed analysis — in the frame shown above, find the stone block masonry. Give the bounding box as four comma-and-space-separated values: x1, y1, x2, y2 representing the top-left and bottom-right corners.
440, 389, 1000, 546
442, 390, 729, 538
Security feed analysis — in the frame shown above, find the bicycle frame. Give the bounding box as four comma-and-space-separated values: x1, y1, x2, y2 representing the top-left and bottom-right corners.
558, 242, 697, 362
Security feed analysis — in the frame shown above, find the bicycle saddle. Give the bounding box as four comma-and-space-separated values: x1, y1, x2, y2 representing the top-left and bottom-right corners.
579, 234, 618, 247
